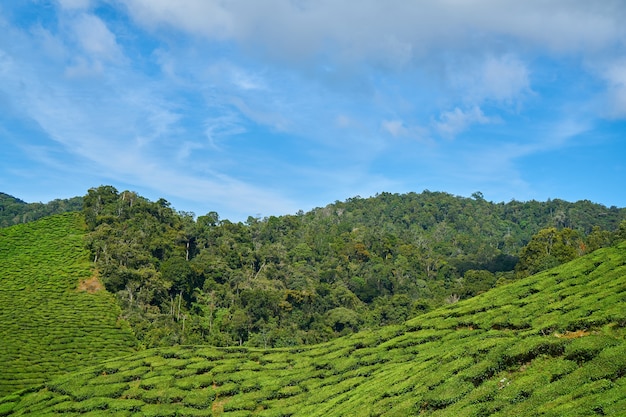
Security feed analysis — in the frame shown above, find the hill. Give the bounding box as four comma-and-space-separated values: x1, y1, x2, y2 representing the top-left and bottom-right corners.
2, 239, 624, 416
0, 213, 138, 398
0, 193, 82, 228
79, 186, 626, 348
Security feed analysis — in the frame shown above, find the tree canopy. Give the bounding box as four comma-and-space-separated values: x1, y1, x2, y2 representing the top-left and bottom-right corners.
0, 192, 82, 227
79, 186, 626, 348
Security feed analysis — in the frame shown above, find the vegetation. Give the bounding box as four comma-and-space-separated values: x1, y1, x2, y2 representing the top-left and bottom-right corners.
0, 213, 138, 398
0, 193, 82, 228
2, 239, 625, 416
80, 186, 626, 348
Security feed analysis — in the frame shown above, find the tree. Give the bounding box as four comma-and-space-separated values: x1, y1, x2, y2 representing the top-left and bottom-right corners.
515, 227, 582, 277
585, 226, 613, 252
325, 307, 360, 334
615, 220, 626, 243
160, 256, 197, 300
461, 270, 497, 298
83, 185, 119, 228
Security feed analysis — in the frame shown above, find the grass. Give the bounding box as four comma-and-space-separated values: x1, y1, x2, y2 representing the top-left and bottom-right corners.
0, 213, 137, 398
1, 227, 625, 415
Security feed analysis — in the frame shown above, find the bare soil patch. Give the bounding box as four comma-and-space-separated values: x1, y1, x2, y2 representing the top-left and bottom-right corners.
555, 329, 590, 339
78, 274, 104, 294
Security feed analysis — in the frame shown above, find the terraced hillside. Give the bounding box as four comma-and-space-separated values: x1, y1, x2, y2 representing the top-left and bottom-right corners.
2, 241, 624, 416
0, 213, 137, 397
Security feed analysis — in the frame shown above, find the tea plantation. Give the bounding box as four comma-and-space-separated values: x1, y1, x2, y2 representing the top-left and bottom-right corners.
0, 213, 137, 398
1, 238, 624, 415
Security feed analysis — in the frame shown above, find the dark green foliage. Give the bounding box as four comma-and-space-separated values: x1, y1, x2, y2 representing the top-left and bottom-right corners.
515, 227, 584, 277
0, 192, 82, 228
0, 213, 137, 397
3, 241, 626, 416
77, 187, 626, 348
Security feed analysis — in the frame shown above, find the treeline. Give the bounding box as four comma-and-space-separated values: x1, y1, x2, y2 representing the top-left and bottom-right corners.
0, 192, 83, 227
82, 186, 626, 348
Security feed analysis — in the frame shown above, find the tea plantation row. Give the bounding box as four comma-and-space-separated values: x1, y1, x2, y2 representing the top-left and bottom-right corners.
0, 213, 138, 397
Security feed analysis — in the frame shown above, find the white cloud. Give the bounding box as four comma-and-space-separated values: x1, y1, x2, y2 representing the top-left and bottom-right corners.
205, 61, 268, 92
0, 6, 299, 219
57, 0, 91, 10
444, 54, 531, 108
476, 55, 531, 103
71, 13, 122, 61
230, 68, 266, 91
0, 50, 14, 76
204, 114, 247, 148
121, 0, 234, 39
2, 0, 625, 218
601, 59, 626, 118
31, 25, 68, 61
335, 114, 354, 128
176, 141, 204, 161
118, 0, 623, 131
434, 106, 493, 138
380, 119, 431, 144
382, 119, 407, 137
64, 56, 103, 78
228, 96, 290, 132
120, 0, 626, 66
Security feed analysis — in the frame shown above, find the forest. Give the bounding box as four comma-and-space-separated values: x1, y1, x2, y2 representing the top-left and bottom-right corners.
0, 192, 82, 227
72, 186, 626, 348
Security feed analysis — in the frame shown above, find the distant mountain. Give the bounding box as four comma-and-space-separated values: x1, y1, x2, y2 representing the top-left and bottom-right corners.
2, 240, 624, 416
0, 192, 83, 227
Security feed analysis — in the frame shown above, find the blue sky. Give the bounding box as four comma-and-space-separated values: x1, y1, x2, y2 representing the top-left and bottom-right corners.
1, 0, 625, 221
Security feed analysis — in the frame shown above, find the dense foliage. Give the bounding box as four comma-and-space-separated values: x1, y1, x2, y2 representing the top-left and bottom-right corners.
0, 192, 82, 228
0, 213, 137, 397
80, 186, 626, 348
3, 241, 625, 416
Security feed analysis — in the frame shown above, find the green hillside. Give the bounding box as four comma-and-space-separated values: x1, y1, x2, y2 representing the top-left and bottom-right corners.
0, 213, 137, 398
2, 240, 624, 416
0, 193, 82, 228
78, 186, 626, 348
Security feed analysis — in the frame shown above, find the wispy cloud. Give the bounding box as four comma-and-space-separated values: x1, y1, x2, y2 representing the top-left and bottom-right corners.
599, 58, 626, 118
448, 54, 532, 105
381, 119, 407, 137
434, 106, 495, 138
71, 13, 122, 61
58, 0, 92, 11
1, 1, 625, 218
0, 5, 300, 217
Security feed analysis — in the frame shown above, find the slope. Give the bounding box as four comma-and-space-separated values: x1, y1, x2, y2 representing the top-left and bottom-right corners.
80, 186, 626, 348
2, 240, 625, 416
0, 213, 137, 398
0, 193, 83, 228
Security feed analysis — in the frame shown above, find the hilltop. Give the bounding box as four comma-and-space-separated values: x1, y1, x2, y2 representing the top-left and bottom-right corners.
0, 193, 82, 228
0, 213, 138, 397
2, 240, 624, 416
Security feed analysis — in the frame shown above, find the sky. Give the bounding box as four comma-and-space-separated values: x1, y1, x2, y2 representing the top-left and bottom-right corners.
1, 0, 625, 221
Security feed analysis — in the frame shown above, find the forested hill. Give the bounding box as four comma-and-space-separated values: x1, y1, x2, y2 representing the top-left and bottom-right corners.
78, 186, 626, 348
0, 192, 82, 227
